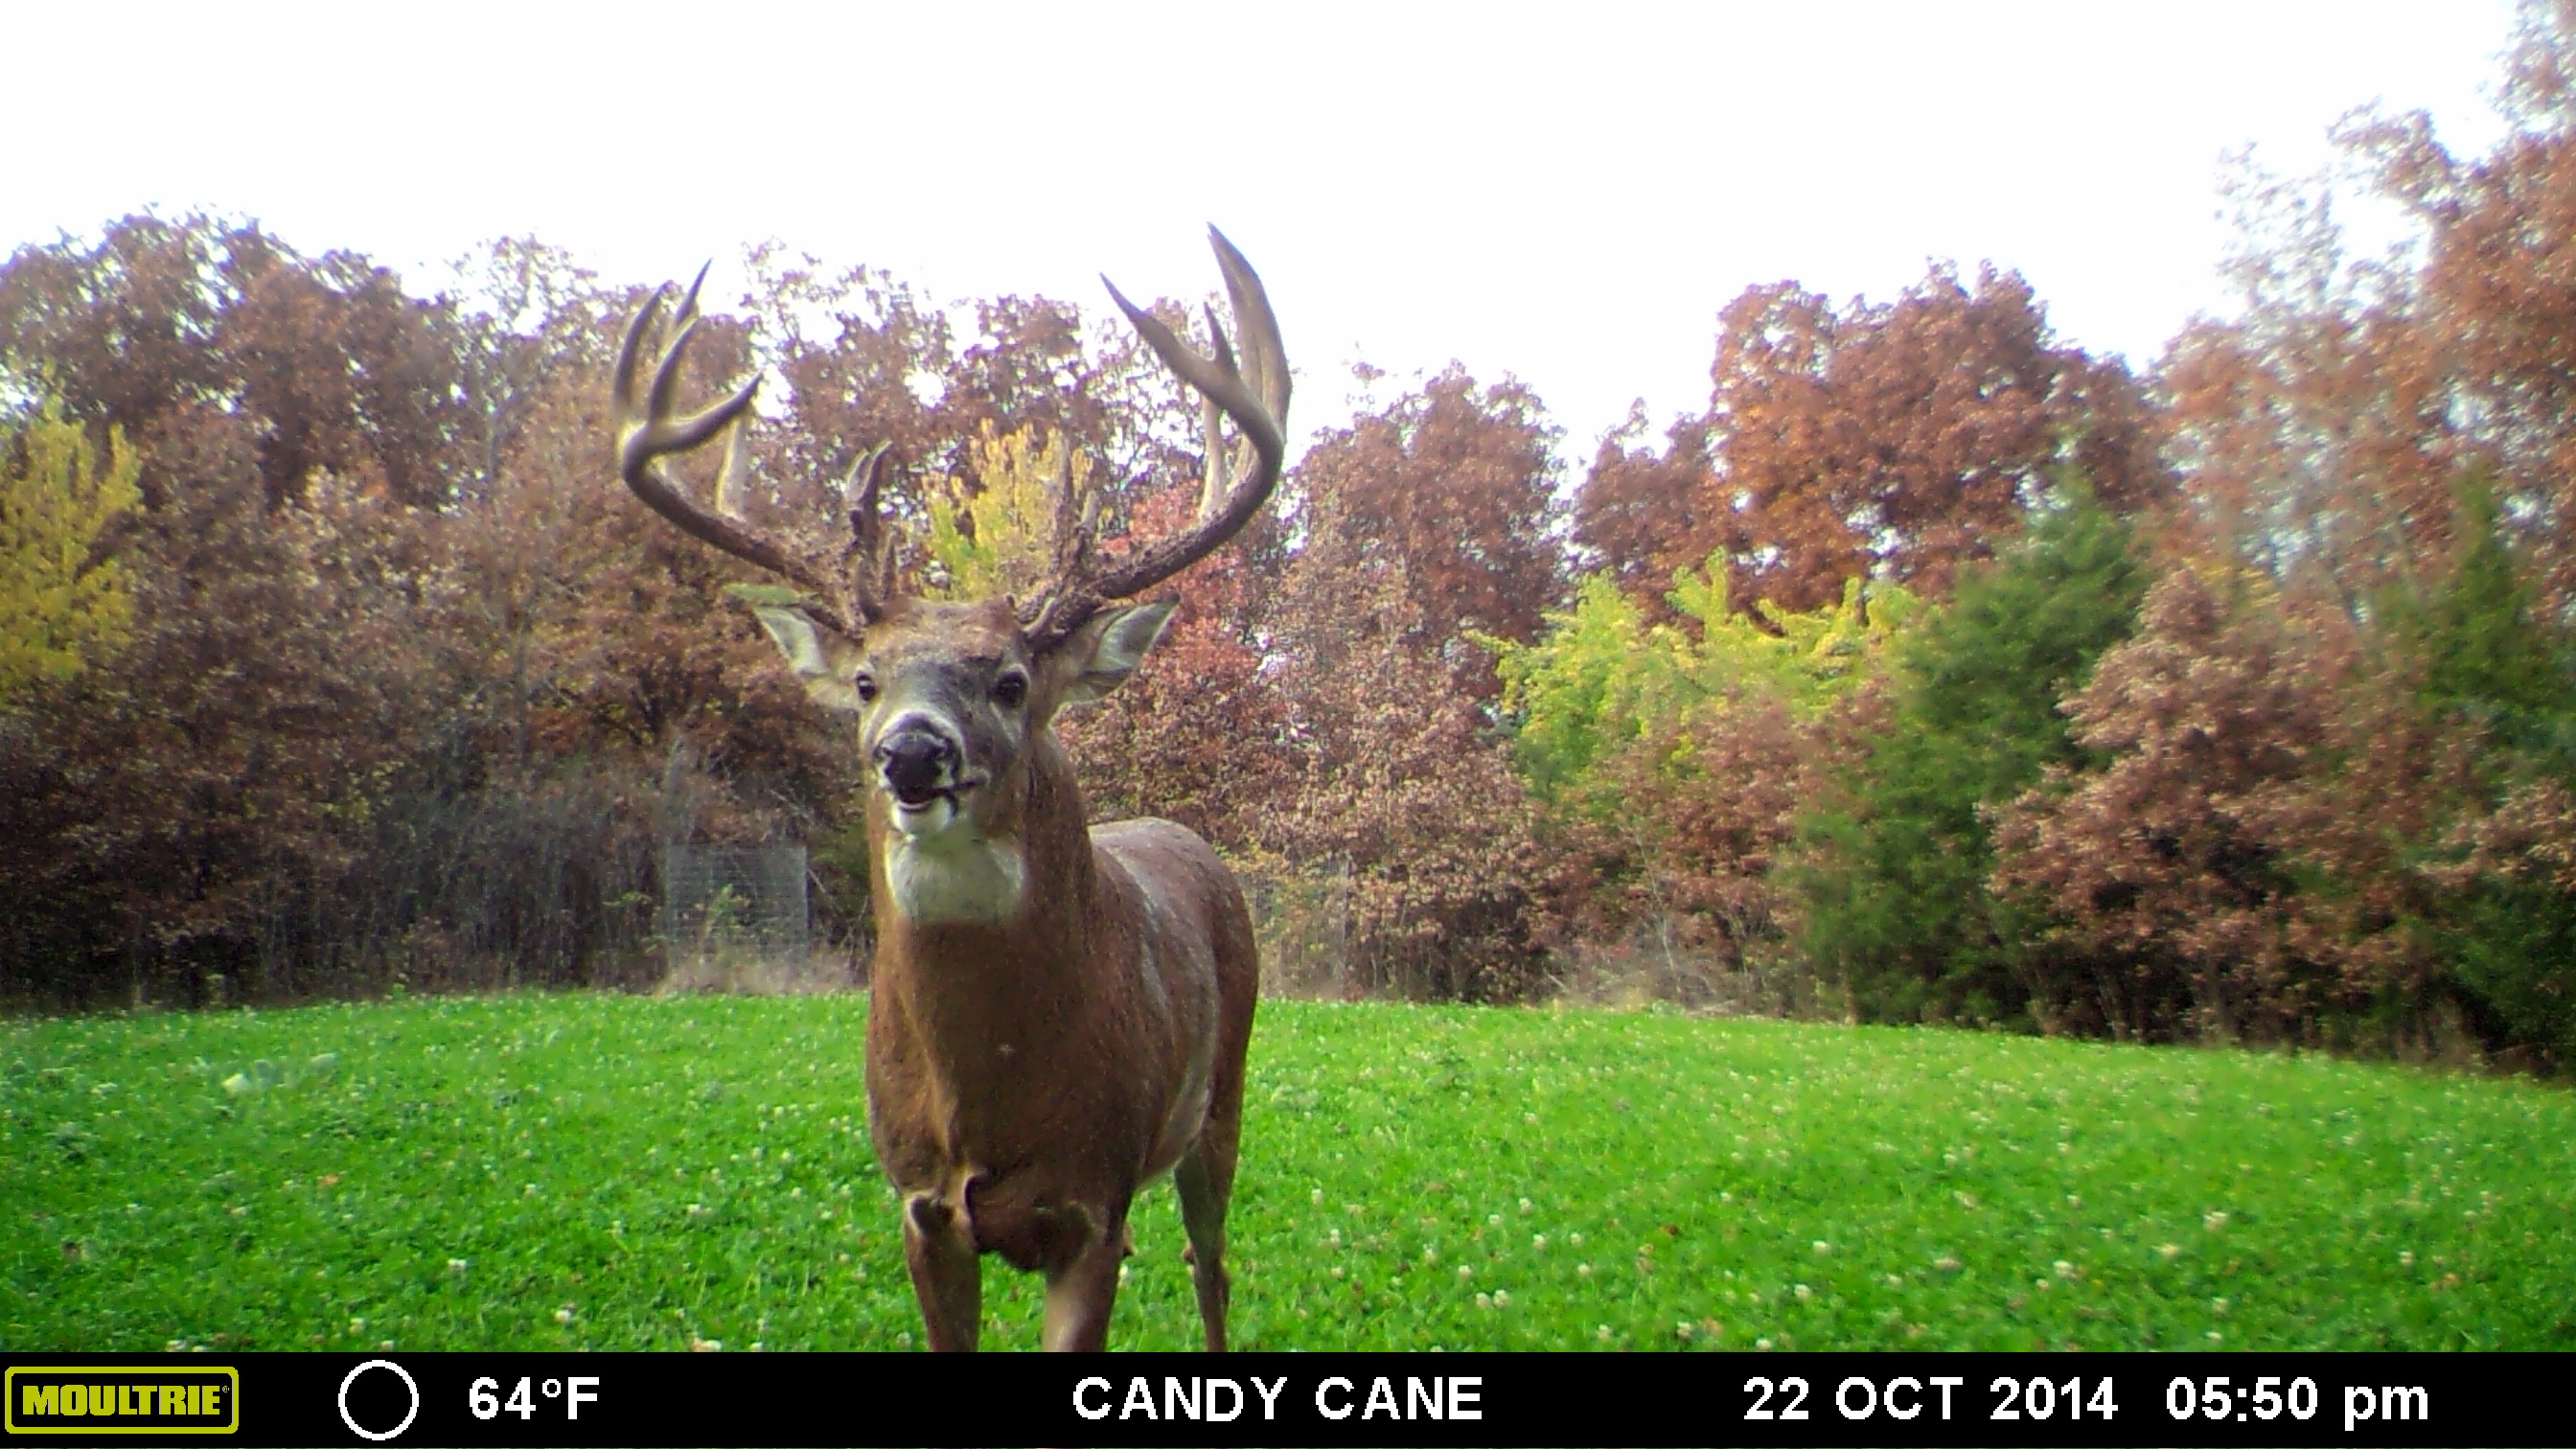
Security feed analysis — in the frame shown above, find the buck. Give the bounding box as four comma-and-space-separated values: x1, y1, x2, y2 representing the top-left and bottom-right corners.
610, 231, 1284, 1351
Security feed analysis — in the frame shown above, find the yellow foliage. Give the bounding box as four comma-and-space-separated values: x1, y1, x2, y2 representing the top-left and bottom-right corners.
922, 423, 1092, 603
1484, 558, 1916, 804
0, 400, 142, 701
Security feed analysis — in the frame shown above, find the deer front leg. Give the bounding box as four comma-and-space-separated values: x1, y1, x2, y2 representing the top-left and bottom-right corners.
1038, 1209, 1129, 1351
903, 1192, 980, 1351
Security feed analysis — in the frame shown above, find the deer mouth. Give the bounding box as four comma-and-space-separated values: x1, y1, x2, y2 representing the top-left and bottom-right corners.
889, 770, 986, 816
892, 783, 961, 812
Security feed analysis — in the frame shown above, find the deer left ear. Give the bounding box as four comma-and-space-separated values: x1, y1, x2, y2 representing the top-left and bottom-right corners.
753, 606, 866, 714
1051, 601, 1177, 708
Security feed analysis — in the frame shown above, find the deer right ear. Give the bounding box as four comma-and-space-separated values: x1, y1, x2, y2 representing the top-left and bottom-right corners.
1050, 600, 1177, 710
753, 607, 865, 714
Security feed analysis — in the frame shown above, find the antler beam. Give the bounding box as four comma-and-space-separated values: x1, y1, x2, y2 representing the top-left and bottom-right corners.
610, 268, 888, 634
1018, 227, 1290, 650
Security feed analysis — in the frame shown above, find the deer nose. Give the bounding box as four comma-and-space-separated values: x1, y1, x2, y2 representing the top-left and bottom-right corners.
875, 729, 955, 806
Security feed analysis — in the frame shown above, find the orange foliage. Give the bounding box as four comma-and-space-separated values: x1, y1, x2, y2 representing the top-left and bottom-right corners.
1579, 264, 2165, 619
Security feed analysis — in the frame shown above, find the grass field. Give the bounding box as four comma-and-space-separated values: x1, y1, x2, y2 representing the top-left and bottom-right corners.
6, 992, 2572, 1351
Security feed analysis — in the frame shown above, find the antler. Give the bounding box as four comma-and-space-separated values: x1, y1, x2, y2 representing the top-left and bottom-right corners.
611, 267, 896, 634
614, 233, 1283, 647
1018, 227, 1290, 651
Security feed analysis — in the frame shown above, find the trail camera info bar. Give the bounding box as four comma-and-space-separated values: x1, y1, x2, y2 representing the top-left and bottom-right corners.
0, 1351, 2539, 1446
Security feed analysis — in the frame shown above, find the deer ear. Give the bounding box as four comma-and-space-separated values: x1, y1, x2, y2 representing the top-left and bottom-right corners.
753, 607, 865, 714
1051, 601, 1176, 709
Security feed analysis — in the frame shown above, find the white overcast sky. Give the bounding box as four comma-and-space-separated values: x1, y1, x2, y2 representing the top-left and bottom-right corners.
1, 2, 2525, 462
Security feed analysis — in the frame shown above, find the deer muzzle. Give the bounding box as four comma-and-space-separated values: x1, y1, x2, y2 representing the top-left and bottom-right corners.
876, 726, 959, 810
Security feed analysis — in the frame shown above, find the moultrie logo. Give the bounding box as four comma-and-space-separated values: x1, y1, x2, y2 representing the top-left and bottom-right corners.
6, 1367, 240, 1434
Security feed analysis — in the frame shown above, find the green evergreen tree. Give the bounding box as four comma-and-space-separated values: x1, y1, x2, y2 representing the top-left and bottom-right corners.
2397, 478, 2576, 1066
1791, 481, 2149, 1024
2405, 479, 2572, 761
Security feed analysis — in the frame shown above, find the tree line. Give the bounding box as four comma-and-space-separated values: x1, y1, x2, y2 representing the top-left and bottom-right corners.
5, 12, 2574, 1070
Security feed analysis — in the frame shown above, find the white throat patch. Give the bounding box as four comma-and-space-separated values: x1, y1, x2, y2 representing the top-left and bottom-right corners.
884, 826, 1026, 926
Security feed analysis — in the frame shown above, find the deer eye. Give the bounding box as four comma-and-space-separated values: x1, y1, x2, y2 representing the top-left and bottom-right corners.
993, 671, 1028, 708
852, 672, 878, 703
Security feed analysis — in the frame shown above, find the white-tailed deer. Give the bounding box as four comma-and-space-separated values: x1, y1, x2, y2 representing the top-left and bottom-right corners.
610, 231, 1284, 1351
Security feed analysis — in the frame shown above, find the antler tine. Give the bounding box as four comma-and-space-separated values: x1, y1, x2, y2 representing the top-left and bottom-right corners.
612, 272, 860, 633
1198, 388, 1227, 523
837, 443, 898, 625
1196, 301, 1239, 523
716, 409, 753, 520
842, 442, 888, 525
641, 263, 715, 432
1045, 433, 1091, 574
1210, 227, 1290, 426
610, 285, 670, 421
1022, 229, 1288, 648
672, 262, 710, 332
1212, 225, 1291, 493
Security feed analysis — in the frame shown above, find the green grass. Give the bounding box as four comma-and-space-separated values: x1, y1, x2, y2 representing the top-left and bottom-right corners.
6, 993, 2572, 1351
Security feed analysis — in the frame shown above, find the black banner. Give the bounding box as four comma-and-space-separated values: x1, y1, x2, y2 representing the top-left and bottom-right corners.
0, 1352, 2543, 1446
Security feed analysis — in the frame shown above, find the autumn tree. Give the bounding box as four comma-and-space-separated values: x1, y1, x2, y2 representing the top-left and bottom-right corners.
0, 215, 233, 447
0, 413, 444, 1004
0, 215, 470, 509
0, 217, 481, 1002
2159, 6, 2576, 623
1578, 264, 2165, 621
1985, 567, 2386, 1042
1262, 493, 1549, 1000
2155, 144, 2456, 622
922, 423, 1092, 600
0, 219, 806, 1003
218, 231, 467, 507
2333, 0, 2576, 615
2128, 2, 2576, 1060
443, 236, 613, 497
1060, 475, 1291, 852
1292, 363, 1565, 692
